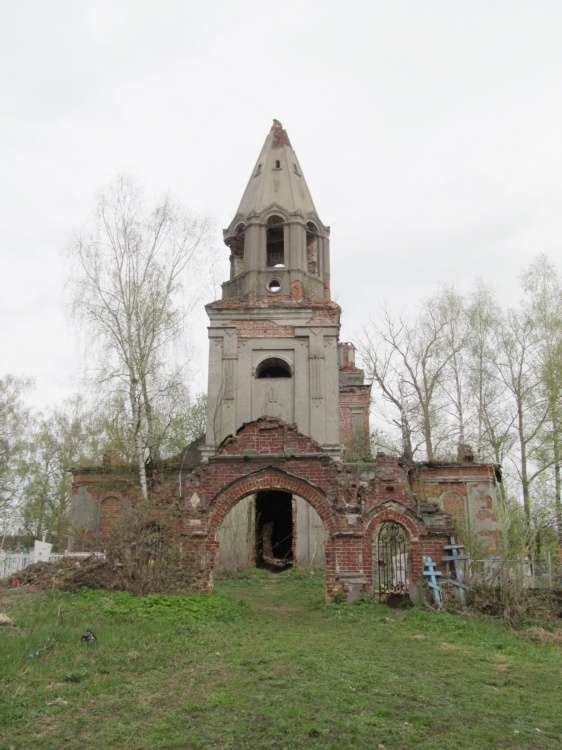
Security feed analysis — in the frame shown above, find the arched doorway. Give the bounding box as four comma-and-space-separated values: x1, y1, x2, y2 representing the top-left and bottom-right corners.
209, 468, 336, 583
216, 491, 328, 573
373, 521, 410, 601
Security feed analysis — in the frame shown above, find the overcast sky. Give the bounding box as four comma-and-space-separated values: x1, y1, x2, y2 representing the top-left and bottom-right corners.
2, 0, 562, 412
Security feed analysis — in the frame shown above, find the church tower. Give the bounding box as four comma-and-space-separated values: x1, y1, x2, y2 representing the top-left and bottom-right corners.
204, 120, 343, 458
71, 120, 500, 592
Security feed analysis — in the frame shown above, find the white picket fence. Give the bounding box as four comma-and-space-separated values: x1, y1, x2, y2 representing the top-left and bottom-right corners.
0, 551, 104, 580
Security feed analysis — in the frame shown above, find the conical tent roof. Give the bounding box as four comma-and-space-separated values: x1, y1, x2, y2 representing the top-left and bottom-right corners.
234, 120, 320, 220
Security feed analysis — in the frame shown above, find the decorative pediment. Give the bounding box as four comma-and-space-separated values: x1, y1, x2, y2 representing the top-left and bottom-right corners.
260, 203, 290, 225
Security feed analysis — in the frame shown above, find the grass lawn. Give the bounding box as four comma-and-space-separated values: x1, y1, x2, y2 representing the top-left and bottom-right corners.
1, 568, 561, 750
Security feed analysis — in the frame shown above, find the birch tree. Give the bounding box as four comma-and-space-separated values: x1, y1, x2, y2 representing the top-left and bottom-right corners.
68, 176, 213, 499
520, 255, 562, 540
0, 375, 33, 545
486, 308, 549, 525
434, 285, 471, 447
20, 396, 102, 548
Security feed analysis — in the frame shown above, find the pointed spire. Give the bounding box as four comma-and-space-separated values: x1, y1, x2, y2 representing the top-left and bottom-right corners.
234, 120, 320, 219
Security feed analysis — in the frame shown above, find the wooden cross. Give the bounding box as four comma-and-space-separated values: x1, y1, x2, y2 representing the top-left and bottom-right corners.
442, 536, 470, 610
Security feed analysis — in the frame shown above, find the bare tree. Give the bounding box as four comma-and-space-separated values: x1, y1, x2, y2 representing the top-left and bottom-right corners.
68, 176, 213, 498
493, 308, 550, 525
359, 266, 562, 552
434, 285, 470, 446
359, 310, 415, 462
466, 281, 503, 458
521, 255, 562, 540
361, 296, 460, 462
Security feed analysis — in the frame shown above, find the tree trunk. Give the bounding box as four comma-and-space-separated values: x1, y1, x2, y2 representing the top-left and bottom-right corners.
422, 405, 434, 461
129, 381, 148, 501
518, 406, 531, 526
399, 380, 413, 463
554, 460, 562, 547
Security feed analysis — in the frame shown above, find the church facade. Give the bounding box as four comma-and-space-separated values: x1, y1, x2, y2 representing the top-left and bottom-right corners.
71, 121, 500, 600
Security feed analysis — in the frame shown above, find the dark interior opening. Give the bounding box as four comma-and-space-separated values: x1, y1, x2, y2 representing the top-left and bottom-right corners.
266, 216, 284, 267
255, 490, 293, 570
256, 357, 291, 379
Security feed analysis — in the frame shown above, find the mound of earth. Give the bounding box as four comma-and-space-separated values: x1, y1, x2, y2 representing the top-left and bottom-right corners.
0, 557, 121, 592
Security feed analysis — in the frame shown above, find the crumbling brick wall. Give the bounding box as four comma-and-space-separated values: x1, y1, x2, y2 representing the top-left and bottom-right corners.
71, 418, 498, 598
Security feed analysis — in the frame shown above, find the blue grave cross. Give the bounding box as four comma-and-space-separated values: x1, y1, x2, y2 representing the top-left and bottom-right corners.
423, 556, 442, 605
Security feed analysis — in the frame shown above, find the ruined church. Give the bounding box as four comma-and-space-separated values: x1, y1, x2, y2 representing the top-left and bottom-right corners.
72, 121, 500, 600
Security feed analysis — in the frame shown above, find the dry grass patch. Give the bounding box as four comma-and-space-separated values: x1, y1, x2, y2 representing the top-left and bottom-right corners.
516, 627, 562, 644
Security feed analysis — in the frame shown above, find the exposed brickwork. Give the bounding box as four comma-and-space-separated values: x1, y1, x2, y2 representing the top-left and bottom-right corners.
99, 496, 122, 535
337, 342, 371, 447
305, 306, 340, 326
69, 122, 501, 600
217, 418, 324, 457
339, 386, 371, 445
205, 468, 337, 537
291, 281, 304, 301
72, 418, 500, 599
228, 320, 295, 339
339, 343, 356, 371
207, 297, 341, 319
410, 463, 500, 554
271, 119, 292, 149
441, 492, 466, 532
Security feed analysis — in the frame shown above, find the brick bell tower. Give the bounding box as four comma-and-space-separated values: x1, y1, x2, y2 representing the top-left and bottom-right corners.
203, 120, 353, 460
71, 120, 500, 594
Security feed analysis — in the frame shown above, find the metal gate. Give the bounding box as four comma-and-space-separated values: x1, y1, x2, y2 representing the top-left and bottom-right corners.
374, 521, 409, 600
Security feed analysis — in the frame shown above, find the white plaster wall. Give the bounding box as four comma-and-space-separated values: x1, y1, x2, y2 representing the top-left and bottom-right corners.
216, 495, 255, 572
295, 497, 327, 569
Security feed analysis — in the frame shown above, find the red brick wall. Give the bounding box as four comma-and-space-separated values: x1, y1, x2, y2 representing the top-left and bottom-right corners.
339, 386, 371, 445
99, 496, 122, 535
441, 492, 466, 529
217, 418, 323, 456
72, 420, 498, 599
228, 320, 295, 338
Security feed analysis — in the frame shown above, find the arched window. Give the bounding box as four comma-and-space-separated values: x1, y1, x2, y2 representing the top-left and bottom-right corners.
266, 216, 284, 268
306, 222, 318, 275
256, 357, 292, 379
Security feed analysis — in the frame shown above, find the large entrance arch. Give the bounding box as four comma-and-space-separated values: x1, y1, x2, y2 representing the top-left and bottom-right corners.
207, 467, 337, 539
207, 467, 336, 579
